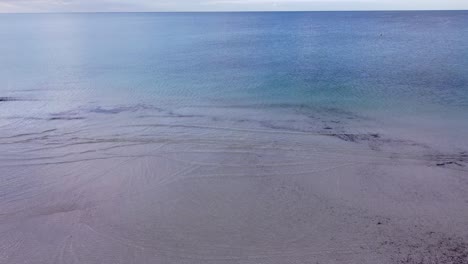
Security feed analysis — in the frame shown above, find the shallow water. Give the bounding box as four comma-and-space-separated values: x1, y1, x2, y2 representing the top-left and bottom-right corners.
1, 11, 468, 264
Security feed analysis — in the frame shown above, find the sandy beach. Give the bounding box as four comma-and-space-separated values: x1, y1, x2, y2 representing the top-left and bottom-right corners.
1, 103, 467, 264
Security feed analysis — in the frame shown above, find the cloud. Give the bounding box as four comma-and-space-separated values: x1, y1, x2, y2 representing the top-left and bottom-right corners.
205, 0, 370, 4
0, 0, 160, 12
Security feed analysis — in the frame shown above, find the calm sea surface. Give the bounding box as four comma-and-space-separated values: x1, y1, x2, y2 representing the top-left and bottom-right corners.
1, 12, 468, 117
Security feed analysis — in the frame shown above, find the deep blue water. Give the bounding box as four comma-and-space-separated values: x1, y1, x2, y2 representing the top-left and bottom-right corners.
1, 11, 468, 120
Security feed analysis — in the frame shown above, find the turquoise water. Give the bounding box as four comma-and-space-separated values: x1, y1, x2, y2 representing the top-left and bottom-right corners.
1, 12, 468, 118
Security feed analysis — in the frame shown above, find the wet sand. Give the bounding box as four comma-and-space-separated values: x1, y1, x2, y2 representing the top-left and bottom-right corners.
1, 104, 467, 264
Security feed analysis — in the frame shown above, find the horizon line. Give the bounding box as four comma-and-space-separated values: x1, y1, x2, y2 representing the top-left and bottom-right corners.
0, 9, 467, 14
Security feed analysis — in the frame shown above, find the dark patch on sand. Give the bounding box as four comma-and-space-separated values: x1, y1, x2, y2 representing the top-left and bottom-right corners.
436, 161, 464, 167
0, 97, 20, 102
329, 133, 381, 143
49, 117, 85, 121
389, 232, 468, 264
430, 151, 467, 168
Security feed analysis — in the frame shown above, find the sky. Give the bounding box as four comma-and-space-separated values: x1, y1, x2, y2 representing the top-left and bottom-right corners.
0, 0, 467, 13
